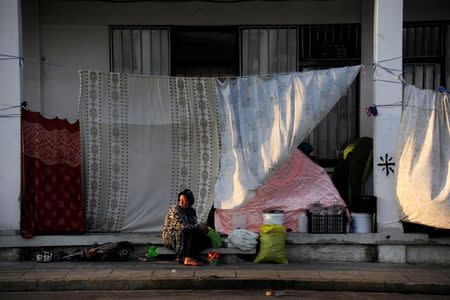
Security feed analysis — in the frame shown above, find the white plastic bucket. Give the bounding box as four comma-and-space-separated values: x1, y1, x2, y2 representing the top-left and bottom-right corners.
263, 213, 284, 225
351, 213, 373, 233
298, 213, 308, 233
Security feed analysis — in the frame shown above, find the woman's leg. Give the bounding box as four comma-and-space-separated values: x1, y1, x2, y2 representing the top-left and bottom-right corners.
182, 228, 211, 265
190, 228, 213, 254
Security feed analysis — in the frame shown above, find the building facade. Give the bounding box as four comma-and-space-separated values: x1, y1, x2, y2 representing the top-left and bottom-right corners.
1, 0, 449, 240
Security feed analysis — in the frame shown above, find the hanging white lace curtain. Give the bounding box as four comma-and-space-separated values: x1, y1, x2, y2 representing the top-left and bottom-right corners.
395, 85, 450, 229
79, 71, 220, 232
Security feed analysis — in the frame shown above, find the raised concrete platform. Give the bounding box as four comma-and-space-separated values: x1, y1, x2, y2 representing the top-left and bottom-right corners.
1, 231, 449, 264
0, 261, 449, 294
3, 231, 449, 247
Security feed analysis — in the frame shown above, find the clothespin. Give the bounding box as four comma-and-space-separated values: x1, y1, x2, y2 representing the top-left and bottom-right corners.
438, 86, 449, 95
365, 105, 378, 117
21, 101, 29, 110
397, 73, 408, 85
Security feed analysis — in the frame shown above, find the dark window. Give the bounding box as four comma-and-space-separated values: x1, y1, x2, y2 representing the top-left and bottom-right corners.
171, 27, 239, 77
300, 24, 361, 65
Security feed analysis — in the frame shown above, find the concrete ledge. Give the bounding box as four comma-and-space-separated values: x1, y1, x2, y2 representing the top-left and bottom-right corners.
286, 244, 378, 263
1, 232, 448, 264
0, 232, 164, 248
407, 245, 450, 264
378, 245, 406, 263
2, 231, 448, 248
286, 232, 433, 245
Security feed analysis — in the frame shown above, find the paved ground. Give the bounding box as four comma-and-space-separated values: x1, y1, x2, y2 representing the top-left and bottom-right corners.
1, 290, 450, 300
0, 261, 449, 294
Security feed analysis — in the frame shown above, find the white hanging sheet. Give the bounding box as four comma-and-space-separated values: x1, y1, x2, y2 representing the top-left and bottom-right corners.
79, 71, 220, 232
395, 85, 450, 229
214, 66, 361, 209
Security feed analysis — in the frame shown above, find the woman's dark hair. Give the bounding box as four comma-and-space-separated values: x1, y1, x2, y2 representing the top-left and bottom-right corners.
178, 189, 195, 206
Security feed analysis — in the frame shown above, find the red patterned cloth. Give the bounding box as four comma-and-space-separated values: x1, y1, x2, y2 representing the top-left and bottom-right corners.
21, 109, 85, 238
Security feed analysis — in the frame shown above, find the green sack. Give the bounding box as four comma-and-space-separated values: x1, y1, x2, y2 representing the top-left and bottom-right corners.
147, 245, 158, 258
207, 228, 222, 248
254, 224, 288, 264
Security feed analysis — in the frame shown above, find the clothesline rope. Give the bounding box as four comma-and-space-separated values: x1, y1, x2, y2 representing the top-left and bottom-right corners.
0, 53, 362, 80
0, 114, 21, 118
373, 61, 408, 85
376, 56, 403, 63
0, 104, 22, 111
2, 52, 446, 114
369, 104, 448, 112
2, 52, 446, 95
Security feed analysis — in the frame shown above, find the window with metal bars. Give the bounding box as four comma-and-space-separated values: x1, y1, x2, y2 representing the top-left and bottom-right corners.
110, 25, 360, 163
171, 27, 239, 77
240, 24, 360, 163
403, 22, 449, 90
110, 26, 170, 75
240, 27, 298, 75
300, 24, 361, 164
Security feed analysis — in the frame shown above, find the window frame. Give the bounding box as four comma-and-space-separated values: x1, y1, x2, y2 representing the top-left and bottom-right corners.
403, 21, 449, 89
299, 24, 361, 165
109, 25, 171, 75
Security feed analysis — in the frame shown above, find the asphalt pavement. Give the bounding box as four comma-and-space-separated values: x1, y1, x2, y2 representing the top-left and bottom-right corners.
0, 260, 449, 295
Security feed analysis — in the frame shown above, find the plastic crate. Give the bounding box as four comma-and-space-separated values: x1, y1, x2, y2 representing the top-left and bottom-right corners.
307, 213, 346, 234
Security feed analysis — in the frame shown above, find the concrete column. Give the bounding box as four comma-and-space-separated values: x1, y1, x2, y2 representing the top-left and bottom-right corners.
373, 0, 403, 232
360, 0, 374, 139
0, 0, 22, 231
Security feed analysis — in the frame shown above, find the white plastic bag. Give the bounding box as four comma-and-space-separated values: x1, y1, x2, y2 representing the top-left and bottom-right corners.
227, 229, 259, 251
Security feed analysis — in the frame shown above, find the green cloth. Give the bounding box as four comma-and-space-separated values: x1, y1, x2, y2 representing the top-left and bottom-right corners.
207, 228, 222, 248
332, 137, 373, 211
147, 245, 158, 258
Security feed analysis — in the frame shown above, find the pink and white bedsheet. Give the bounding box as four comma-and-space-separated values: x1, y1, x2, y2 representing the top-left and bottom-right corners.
215, 150, 349, 234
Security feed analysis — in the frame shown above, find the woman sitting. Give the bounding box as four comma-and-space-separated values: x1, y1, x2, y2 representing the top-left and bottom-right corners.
162, 189, 212, 266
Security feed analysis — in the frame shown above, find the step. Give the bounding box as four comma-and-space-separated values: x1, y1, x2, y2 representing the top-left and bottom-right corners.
1, 231, 449, 264
156, 247, 256, 255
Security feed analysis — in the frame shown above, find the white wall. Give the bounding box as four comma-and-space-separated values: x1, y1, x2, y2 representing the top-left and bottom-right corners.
21, 0, 450, 119
39, 0, 361, 26
40, 25, 109, 121
26, 0, 365, 119
0, 0, 22, 231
